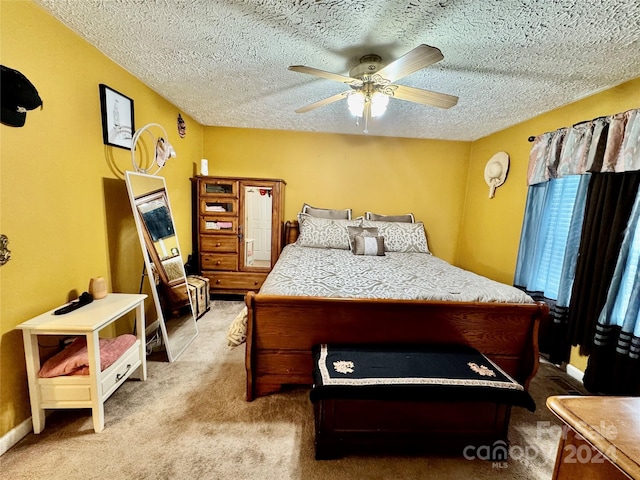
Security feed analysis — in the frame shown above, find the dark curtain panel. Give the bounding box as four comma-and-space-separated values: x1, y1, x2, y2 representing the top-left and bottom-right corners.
584, 327, 640, 394
519, 291, 571, 364
566, 172, 640, 355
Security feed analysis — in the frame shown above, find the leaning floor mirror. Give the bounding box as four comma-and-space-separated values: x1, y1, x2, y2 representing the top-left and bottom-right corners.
125, 171, 198, 362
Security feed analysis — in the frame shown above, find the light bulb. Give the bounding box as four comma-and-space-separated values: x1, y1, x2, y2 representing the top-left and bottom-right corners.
347, 92, 365, 117
370, 92, 389, 118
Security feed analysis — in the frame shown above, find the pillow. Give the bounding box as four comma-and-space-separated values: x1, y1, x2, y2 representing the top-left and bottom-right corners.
361, 220, 430, 253
353, 234, 385, 256
296, 214, 361, 249
38, 334, 137, 378
365, 212, 415, 223
302, 203, 352, 220
346, 226, 379, 252
226, 306, 248, 348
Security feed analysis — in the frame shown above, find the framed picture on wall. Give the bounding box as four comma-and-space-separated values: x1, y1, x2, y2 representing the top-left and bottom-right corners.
99, 84, 135, 149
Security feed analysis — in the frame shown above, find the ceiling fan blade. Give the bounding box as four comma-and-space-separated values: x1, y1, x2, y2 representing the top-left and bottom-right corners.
377, 45, 444, 83
294, 91, 350, 113
390, 84, 458, 109
288, 65, 360, 85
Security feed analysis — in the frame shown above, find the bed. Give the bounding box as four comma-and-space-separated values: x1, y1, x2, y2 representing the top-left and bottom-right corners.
231, 213, 548, 402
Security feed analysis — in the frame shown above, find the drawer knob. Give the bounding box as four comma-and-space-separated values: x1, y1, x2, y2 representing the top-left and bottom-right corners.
216, 279, 221, 284
216, 260, 221, 265
215, 242, 221, 247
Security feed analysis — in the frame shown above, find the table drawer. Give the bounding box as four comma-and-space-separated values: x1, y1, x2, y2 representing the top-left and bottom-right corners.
200, 235, 238, 253
101, 342, 141, 398
39, 377, 92, 404
201, 253, 238, 271
205, 271, 267, 292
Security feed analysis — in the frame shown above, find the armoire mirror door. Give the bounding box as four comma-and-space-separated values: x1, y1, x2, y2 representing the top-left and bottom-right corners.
125, 171, 198, 362
240, 184, 274, 271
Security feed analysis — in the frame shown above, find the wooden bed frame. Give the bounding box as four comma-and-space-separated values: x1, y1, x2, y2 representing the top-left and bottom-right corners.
245, 293, 547, 401
243, 220, 548, 402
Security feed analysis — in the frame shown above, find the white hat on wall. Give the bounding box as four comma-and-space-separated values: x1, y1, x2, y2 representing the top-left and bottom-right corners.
484, 151, 510, 198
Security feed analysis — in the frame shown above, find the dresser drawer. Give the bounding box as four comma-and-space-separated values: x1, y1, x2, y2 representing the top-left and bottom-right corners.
204, 271, 267, 292
201, 253, 238, 271
199, 178, 238, 197
200, 235, 238, 253
200, 198, 237, 216
200, 216, 238, 234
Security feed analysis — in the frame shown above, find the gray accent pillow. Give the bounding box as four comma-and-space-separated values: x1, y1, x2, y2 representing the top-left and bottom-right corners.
353, 235, 385, 256
302, 203, 352, 219
346, 226, 379, 252
365, 212, 415, 223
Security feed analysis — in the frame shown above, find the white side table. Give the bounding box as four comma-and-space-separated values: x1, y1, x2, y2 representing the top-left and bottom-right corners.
17, 293, 147, 433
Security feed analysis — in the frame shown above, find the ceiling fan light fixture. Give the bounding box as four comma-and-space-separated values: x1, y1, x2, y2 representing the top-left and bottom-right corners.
289, 45, 457, 133
347, 91, 388, 118
370, 92, 389, 118
347, 92, 365, 117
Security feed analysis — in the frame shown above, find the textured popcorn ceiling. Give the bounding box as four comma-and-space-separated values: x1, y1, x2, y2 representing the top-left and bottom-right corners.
35, 0, 640, 141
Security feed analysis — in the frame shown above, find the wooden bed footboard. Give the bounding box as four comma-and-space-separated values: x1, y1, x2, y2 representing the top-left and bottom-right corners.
244, 292, 548, 401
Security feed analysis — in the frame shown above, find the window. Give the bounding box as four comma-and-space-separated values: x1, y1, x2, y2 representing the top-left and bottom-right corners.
515, 175, 586, 303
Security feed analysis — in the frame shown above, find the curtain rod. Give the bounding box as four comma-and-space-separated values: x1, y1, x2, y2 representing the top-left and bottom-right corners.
528, 114, 613, 142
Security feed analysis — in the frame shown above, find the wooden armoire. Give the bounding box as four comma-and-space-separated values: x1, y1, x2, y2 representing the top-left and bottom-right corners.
192, 176, 285, 295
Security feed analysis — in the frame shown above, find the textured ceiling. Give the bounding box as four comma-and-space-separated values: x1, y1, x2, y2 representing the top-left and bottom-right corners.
34, 0, 640, 141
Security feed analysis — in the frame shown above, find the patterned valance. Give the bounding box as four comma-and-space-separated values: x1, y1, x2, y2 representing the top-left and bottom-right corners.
528, 108, 640, 185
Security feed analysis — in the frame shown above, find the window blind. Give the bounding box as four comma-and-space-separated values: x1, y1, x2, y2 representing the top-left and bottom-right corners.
530, 175, 581, 299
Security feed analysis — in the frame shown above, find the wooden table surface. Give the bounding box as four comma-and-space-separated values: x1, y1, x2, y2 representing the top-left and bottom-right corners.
547, 395, 640, 479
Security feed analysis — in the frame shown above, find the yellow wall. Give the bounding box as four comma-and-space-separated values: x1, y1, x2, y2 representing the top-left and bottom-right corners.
0, 0, 203, 437
457, 76, 640, 371
2, 0, 639, 443
203, 128, 470, 262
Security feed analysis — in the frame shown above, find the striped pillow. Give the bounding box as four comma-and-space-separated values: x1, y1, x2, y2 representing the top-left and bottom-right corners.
346, 226, 379, 252
353, 235, 385, 256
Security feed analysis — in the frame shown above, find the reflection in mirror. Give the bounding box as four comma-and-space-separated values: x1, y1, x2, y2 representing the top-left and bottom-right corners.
243, 186, 273, 269
125, 171, 198, 362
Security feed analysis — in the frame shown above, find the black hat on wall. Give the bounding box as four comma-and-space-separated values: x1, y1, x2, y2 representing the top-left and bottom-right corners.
1, 65, 43, 127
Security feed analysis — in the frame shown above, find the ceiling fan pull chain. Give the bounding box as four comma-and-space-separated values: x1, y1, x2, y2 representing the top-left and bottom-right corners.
364, 101, 370, 134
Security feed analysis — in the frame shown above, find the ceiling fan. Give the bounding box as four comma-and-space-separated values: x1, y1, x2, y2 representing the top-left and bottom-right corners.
289, 44, 458, 132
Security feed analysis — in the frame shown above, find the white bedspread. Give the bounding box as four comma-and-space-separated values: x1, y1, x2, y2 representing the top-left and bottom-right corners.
226, 245, 533, 347
260, 244, 533, 303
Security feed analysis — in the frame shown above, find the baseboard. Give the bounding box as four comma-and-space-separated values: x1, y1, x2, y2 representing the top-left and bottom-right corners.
566, 363, 585, 384
0, 417, 32, 456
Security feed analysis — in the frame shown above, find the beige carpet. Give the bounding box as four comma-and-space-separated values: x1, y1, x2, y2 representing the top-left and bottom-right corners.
2, 300, 586, 479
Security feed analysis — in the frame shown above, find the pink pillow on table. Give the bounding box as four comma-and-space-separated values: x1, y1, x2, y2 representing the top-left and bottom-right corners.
38, 334, 136, 378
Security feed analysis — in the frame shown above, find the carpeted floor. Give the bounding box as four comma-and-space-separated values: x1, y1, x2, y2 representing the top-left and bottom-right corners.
2, 299, 587, 479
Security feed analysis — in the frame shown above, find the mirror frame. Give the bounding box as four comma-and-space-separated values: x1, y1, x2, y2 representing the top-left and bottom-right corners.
125, 171, 198, 362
